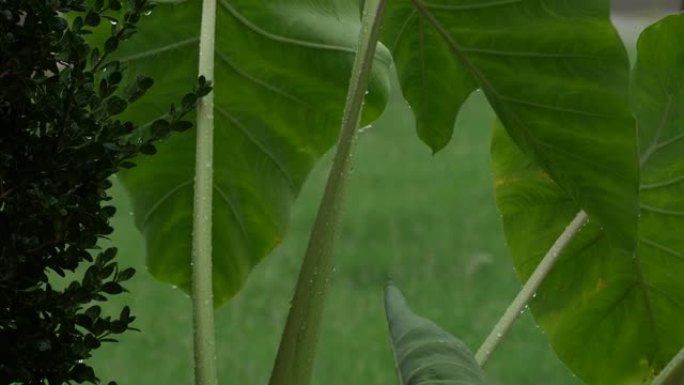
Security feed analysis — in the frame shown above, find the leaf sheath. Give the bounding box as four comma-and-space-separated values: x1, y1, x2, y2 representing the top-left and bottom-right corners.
268, 1, 388, 385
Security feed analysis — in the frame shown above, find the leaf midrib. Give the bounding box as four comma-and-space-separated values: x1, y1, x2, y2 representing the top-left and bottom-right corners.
421, 0, 522, 11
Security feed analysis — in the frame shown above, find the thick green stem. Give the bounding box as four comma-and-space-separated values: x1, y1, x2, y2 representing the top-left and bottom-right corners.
191, 0, 217, 384
268, 1, 387, 385
475, 210, 589, 366
652, 345, 684, 385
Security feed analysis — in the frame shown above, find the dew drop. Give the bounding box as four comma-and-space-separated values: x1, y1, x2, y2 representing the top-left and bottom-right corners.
358, 125, 372, 134
109, 19, 118, 26
144, 10, 152, 16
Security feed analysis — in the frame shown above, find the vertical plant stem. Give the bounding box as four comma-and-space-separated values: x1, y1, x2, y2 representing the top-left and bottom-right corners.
191, 0, 217, 384
475, 210, 589, 366
268, 1, 387, 385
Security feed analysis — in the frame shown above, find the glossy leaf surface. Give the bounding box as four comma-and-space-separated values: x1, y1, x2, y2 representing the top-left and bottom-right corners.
491, 14, 684, 384
114, 0, 391, 305
384, 284, 492, 385
382, 0, 638, 250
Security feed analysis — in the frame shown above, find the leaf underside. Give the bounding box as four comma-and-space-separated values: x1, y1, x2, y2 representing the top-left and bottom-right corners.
113, 0, 391, 305
384, 284, 492, 385
491, 14, 684, 385
382, 0, 638, 251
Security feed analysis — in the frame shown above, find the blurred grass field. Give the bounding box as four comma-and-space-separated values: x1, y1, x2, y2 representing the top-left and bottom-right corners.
88, 17, 654, 385
92, 90, 582, 384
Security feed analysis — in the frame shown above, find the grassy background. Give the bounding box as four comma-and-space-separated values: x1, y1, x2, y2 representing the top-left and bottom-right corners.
87, 17, 653, 385
92, 90, 581, 384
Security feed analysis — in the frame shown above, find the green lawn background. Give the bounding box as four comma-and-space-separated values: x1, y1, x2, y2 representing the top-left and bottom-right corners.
88, 17, 652, 385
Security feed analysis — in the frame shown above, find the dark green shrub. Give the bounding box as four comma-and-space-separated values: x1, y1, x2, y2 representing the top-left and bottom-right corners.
0, 1, 210, 383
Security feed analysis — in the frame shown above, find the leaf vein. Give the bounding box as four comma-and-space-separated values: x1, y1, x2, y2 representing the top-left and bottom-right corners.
460, 46, 589, 59
640, 94, 673, 166
423, 0, 522, 11
647, 285, 684, 312
213, 184, 250, 246
216, 51, 306, 106
641, 175, 684, 190
141, 179, 193, 230
655, 132, 684, 151
118, 37, 199, 64
499, 95, 610, 118
640, 237, 684, 261
640, 204, 684, 217
391, 9, 418, 52
215, 106, 297, 191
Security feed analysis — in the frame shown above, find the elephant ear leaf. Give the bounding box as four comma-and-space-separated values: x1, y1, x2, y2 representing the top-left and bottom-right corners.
384, 284, 492, 385
491, 13, 684, 385
382, 0, 638, 251
111, 0, 390, 305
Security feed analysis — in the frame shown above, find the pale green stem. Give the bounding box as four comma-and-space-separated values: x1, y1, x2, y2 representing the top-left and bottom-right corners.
191, 0, 217, 384
651, 345, 684, 385
475, 210, 589, 366
268, 1, 387, 385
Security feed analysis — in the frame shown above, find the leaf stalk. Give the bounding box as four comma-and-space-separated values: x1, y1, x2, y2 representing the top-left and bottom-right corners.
651, 345, 684, 385
268, 1, 387, 384
191, 0, 218, 384
475, 210, 589, 365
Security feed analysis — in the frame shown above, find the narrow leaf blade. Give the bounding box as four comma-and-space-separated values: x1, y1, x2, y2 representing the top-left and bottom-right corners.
384, 284, 492, 385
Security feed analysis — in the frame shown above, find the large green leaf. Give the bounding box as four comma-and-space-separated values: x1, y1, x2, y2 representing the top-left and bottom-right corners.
491, 14, 684, 384
384, 284, 492, 385
381, 0, 638, 250
113, 0, 391, 305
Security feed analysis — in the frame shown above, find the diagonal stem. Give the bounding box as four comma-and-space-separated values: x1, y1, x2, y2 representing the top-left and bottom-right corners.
268, 1, 387, 385
651, 344, 684, 385
475, 210, 589, 365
